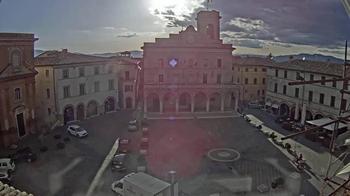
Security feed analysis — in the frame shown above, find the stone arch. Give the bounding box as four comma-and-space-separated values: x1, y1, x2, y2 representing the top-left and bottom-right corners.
224, 92, 235, 111
179, 92, 191, 112
209, 92, 221, 112
87, 100, 98, 117
63, 105, 74, 124
76, 103, 85, 121
280, 103, 290, 116
146, 93, 160, 112
194, 92, 207, 112
290, 106, 301, 120
306, 110, 313, 121
105, 96, 116, 112
314, 113, 324, 120
163, 92, 176, 113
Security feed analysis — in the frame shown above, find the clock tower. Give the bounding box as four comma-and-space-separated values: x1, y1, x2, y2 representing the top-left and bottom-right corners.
196, 10, 221, 40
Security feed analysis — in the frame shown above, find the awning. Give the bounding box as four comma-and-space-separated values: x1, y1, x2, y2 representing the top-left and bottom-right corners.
265, 102, 272, 106
272, 104, 279, 109
306, 117, 347, 131
337, 162, 350, 180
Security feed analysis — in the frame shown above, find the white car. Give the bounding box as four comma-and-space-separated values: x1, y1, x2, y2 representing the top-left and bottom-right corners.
67, 125, 88, 138
111, 172, 135, 195
0, 159, 15, 172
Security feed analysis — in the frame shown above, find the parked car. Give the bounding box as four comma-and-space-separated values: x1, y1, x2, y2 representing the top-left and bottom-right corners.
67, 125, 88, 138
0, 159, 15, 172
247, 102, 263, 109
111, 154, 127, 172
9, 147, 37, 163
111, 172, 136, 194
128, 120, 137, 132
0, 170, 11, 184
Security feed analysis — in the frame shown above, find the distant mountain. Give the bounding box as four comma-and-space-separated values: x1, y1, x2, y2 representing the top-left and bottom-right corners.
92, 50, 143, 58
34, 49, 46, 57
273, 53, 344, 64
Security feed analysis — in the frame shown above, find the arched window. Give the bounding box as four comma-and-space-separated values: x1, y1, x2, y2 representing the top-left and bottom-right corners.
206, 24, 214, 39
11, 51, 21, 67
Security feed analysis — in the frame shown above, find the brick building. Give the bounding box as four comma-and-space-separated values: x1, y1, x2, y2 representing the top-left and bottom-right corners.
0, 33, 38, 147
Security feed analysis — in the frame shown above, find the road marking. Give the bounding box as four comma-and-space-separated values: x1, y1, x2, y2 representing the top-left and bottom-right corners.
86, 138, 119, 196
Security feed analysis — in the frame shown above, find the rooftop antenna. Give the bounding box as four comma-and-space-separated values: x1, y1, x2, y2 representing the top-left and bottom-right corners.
206, 0, 213, 10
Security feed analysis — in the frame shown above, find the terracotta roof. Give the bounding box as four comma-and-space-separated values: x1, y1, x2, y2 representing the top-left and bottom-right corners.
34, 50, 109, 66
270, 59, 344, 76
233, 56, 273, 66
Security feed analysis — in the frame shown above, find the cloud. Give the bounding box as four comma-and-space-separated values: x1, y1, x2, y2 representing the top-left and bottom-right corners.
103, 26, 115, 30
235, 39, 265, 48
116, 32, 137, 38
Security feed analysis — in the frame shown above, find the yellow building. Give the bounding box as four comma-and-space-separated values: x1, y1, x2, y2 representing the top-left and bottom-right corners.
233, 56, 270, 104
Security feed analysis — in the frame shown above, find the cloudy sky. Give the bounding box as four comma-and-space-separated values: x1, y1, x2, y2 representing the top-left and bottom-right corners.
0, 0, 349, 58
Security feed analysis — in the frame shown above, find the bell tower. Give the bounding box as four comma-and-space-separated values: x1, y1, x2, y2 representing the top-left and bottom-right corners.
196, 10, 221, 40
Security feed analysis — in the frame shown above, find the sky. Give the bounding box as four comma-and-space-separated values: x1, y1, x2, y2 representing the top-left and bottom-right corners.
0, 0, 350, 58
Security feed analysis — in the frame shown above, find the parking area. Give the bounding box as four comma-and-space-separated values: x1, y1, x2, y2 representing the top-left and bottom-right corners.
0, 111, 133, 196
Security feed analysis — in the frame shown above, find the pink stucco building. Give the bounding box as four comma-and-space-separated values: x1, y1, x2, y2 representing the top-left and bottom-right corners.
142, 10, 240, 114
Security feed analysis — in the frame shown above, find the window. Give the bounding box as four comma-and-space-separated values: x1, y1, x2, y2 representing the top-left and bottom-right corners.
254, 78, 257, 84
108, 66, 113, 74
262, 78, 266, 84
341, 99, 347, 111
46, 88, 50, 99
14, 88, 21, 100
310, 74, 314, 81
345, 80, 349, 90
332, 78, 337, 88
79, 67, 85, 77
232, 65, 234, 71
11, 50, 21, 67
237, 78, 240, 84
125, 71, 130, 80
245, 68, 249, 72
321, 76, 326, 85
295, 88, 299, 98
262, 90, 265, 95
275, 69, 278, 77
284, 70, 287, 78
217, 74, 221, 84
159, 74, 164, 82
94, 67, 100, 75
63, 86, 70, 98
48, 108, 51, 115
254, 68, 258, 72
45, 70, 49, 77
262, 68, 267, 72
245, 78, 248, 84
330, 96, 335, 107
79, 83, 86, 95
217, 59, 222, 68
319, 93, 324, 104
108, 79, 114, 90
159, 59, 164, 67
257, 90, 260, 96
274, 83, 278, 93
283, 85, 287, 95
94, 81, 100, 92
125, 85, 133, 92
308, 91, 313, 102
63, 69, 69, 79
203, 73, 207, 84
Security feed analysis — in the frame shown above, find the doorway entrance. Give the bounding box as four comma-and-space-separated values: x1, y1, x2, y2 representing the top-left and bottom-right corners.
16, 113, 26, 137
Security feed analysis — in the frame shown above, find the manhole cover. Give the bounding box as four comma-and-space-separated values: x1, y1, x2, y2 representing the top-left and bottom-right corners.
207, 148, 240, 162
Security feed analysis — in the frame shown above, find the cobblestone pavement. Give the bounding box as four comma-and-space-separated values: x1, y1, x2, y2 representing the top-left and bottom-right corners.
0, 111, 133, 196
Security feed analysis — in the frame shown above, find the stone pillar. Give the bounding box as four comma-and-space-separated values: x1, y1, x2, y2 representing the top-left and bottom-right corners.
175, 98, 179, 113
144, 100, 147, 113
206, 98, 210, 112
191, 97, 194, 113
160, 100, 163, 114
294, 102, 299, 120
220, 95, 224, 112
235, 93, 239, 112
301, 103, 306, 125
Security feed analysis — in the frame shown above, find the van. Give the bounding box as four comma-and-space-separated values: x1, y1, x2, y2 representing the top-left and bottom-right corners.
0, 159, 15, 172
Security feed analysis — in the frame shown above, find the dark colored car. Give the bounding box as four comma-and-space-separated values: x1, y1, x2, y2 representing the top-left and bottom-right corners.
111, 154, 127, 172
9, 147, 37, 163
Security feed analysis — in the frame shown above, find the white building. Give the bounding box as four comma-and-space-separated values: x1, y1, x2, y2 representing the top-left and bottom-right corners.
35, 50, 119, 127
266, 59, 350, 124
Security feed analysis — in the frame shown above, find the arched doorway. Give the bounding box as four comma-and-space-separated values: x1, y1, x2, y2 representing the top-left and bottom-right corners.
306, 110, 313, 121
314, 114, 324, 120
105, 97, 115, 112
64, 105, 74, 124
163, 92, 176, 113
209, 92, 221, 112
146, 93, 160, 112
87, 101, 98, 117
194, 92, 207, 112
290, 107, 301, 121
179, 92, 191, 112
280, 103, 290, 116
224, 92, 234, 111
76, 103, 84, 121
125, 97, 133, 109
